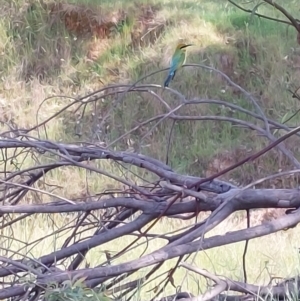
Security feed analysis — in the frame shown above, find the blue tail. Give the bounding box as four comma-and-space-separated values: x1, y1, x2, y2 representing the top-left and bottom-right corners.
164, 70, 176, 87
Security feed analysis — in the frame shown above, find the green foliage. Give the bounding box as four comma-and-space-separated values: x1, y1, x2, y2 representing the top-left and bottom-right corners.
45, 276, 112, 301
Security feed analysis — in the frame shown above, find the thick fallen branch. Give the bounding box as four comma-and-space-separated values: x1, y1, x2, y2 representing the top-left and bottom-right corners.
0, 138, 234, 196
0, 186, 299, 282
0, 188, 298, 215
1, 65, 300, 301
179, 262, 300, 301
30, 206, 300, 285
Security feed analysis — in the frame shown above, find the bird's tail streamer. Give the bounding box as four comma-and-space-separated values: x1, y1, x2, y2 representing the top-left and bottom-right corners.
164, 74, 172, 87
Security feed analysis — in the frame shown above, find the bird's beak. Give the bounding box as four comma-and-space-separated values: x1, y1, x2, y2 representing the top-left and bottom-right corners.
181, 44, 194, 49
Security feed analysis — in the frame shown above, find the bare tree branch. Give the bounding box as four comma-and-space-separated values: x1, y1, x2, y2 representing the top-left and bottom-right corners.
228, 0, 297, 27
1, 64, 300, 300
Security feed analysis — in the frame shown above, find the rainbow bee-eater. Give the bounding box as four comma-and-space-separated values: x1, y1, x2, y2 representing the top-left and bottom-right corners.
164, 43, 193, 87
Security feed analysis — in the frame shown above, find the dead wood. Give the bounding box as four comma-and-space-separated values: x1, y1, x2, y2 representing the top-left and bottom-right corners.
1, 65, 300, 301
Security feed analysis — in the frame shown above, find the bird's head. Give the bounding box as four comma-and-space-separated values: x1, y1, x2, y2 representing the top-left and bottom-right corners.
176, 43, 193, 51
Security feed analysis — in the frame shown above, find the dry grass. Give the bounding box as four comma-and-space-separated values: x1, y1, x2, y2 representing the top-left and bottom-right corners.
1, 0, 300, 298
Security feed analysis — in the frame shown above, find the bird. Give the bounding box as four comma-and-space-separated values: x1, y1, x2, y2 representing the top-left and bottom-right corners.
164, 43, 193, 87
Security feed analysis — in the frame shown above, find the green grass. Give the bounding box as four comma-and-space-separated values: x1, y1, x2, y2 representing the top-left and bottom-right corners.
1, 0, 300, 298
